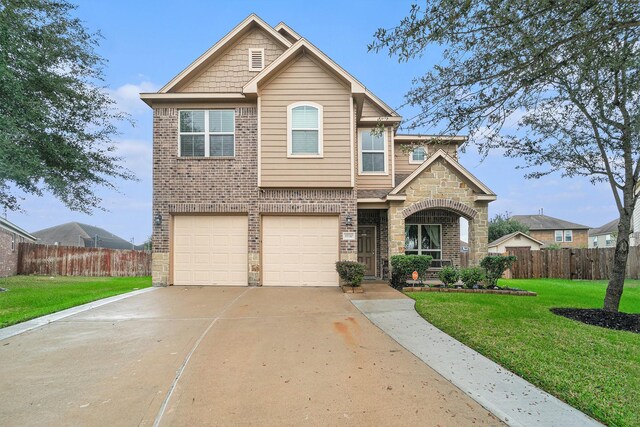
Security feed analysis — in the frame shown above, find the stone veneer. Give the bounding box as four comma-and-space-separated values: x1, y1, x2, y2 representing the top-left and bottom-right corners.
152, 106, 357, 286
387, 158, 489, 266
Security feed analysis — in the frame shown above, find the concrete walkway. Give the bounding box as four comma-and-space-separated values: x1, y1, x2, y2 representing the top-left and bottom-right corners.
0, 286, 501, 426
350, 290, 602, 427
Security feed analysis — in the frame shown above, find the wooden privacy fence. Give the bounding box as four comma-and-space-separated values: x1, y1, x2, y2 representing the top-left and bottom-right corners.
506, 246, 640, 280
18, 243, 151, 277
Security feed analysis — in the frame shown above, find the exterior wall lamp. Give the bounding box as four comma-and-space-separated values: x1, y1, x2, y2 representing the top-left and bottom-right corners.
154, 213, 163, 227
345, 214, 352, 227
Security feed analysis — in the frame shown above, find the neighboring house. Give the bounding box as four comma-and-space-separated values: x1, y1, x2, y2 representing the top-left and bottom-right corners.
510, 214, 590, 248
0, 217, 37, 277
141, 14, 496, 287
488, 231, 545, 253
589, 219, 618, 248
32, 222, 142, 250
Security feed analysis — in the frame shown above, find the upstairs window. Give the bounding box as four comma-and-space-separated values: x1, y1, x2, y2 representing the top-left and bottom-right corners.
605, 234, 612, 246
248, 48, 264, 71
564, 230, 573, 242
410, 146, 426, 164
179, 110, 235, 157
555, 230, 563, 242
360, 129, 387, 173
287, 102, 323, 156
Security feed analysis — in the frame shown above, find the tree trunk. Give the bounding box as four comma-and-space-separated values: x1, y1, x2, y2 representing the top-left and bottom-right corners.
603, 212, 632, 312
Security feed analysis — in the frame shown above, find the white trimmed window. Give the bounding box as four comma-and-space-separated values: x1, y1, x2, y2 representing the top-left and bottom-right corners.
248, 48, 264, 71
605, 234, 612, 246
405, 224, 442, 259
11, 233, 16, 252
359, 129, 387, 173
179, 110, 235, 157
555, 230, 563, 242
410, 146, 426, 164
564, 230, 573, 242
287, 102, 323, 156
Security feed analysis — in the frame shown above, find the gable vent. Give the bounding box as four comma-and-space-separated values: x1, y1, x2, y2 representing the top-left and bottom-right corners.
249, 48, 264, 71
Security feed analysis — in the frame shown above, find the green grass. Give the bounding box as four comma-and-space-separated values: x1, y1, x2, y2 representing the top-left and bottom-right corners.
0, 275, 151, 328
408, 279, 640, 427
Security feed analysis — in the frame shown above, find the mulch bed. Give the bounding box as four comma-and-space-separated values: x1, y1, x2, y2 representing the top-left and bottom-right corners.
403, 287, 537, 296
550, 308, 640, 333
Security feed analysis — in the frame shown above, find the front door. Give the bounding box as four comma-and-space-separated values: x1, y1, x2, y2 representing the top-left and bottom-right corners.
357, 226, 376, 277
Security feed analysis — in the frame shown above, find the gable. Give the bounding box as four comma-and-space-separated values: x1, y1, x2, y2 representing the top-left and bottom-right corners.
361, 98, 385, 117
176, 28, 286, 93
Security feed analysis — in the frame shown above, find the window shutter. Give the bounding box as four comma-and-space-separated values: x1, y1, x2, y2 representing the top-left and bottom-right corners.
249, 49, 264, 71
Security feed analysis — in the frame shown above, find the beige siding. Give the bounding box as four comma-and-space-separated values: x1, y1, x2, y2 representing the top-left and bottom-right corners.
260, 54, 352, 187
178, 28, 285, 93
361, 98, 385, 117
357, 127, 394, 190
488, 236, 543, 253
394, 142, 459, 175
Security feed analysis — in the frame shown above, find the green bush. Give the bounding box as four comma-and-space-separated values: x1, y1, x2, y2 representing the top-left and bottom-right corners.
390, 254, 433, 289
459, 267, 485, 288
480, 255, 517, 287
438, 265, 460, 286
335, 261, 366, 287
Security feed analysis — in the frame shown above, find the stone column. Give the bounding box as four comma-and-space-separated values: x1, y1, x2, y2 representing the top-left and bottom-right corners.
387, 202, 406, 264
468, 203, 489, 265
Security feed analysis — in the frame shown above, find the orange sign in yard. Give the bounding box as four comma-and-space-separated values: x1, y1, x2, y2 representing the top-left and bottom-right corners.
412, 271, 419, 280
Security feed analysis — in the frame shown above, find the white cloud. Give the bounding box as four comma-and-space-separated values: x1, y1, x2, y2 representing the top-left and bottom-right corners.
115, 139, 153, 179
109, 81, 157, 115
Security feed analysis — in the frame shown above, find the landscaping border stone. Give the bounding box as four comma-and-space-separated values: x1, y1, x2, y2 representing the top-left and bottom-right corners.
403, 287, 537, 296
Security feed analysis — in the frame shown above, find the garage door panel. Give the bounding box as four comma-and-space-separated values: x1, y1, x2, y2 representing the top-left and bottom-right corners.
173, 215, 248, 286
262, 215, 339, 287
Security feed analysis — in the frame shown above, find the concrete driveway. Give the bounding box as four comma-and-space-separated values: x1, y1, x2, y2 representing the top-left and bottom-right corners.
0, 287, 500, 426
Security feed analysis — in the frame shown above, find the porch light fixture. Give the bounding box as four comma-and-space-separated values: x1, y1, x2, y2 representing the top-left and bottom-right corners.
345, 214, 353, 227
154, 213, 163, 227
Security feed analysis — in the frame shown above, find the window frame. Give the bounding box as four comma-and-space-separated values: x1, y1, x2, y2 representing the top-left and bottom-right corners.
178, 109, 235, 158
358, 128, 388, 175
248, 48, 265, 71
605, 234, 612, 246
564, 230, 573, 242
404, 223, 442, 260
11, 233, 16, 252
409, 146, 427, 164
555, 230, 563, 242
286, 102, 324, 158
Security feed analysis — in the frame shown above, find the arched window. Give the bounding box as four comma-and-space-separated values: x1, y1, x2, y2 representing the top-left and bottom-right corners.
287, 102, 323, 156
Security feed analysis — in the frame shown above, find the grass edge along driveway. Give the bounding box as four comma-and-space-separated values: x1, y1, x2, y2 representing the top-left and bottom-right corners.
408, 279, 640, 427
0, 275, 151, 328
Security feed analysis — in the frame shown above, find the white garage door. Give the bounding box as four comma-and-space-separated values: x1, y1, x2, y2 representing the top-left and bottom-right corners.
262, 215, 339, 286
173, 215, 248, 286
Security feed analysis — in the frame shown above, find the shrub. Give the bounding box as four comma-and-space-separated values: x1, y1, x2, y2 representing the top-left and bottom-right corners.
459, 267, 485, 288
438, 265, 460, 286
335, 261, 366, 288
480, 255, 517, 287
390, 254, 433, 289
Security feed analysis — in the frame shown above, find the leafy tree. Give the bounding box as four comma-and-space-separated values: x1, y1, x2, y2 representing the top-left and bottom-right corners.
371, 1, 639, 312
488, 212, 529, 242
0, 0, 133, 213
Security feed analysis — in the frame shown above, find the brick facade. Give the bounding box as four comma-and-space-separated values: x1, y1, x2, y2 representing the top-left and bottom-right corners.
530, 229, 589, 248
152, 106, 357, 286
0, 228, 18, 277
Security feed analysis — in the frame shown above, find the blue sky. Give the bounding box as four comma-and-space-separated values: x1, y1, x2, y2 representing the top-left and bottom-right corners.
7, 0, 618, 244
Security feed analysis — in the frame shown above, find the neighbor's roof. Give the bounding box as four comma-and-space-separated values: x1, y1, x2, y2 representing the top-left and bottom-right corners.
32, 222, 139, 250
0, 217, 36, 241
510, 214, 590, 231
589, 218, 619, 236
488, 231, 545, 248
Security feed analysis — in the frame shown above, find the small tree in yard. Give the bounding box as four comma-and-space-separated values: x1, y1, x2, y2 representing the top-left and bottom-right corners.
0, 0, 133, 212
371, 1, 640, 312
438, 266, 459, 286
489, 212, 529, 243
480, 256, 517, 288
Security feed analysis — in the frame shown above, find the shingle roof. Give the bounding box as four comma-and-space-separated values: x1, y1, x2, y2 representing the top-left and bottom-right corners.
510, 214, 590, 230
488, 231, 545, 247
357, 189, 390, 199
589, 218, 619, 236
32, 222, 139, 250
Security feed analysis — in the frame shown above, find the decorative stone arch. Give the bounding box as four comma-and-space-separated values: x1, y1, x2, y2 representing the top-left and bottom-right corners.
401, 199, 478, 220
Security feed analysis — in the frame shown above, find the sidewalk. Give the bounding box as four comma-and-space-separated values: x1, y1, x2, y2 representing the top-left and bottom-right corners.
349, 283, 602, 427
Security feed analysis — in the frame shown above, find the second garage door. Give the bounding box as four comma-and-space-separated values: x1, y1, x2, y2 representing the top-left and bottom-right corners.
262, 215, 339, 286
173, 215, 248, 286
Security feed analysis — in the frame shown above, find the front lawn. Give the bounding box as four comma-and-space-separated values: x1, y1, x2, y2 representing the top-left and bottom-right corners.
408, 279, 640, 427
0, 275, 151, 328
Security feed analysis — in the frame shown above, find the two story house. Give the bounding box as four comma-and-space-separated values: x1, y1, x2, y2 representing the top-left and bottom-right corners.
142, 14, 496, 287
511, 214, 590, 248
